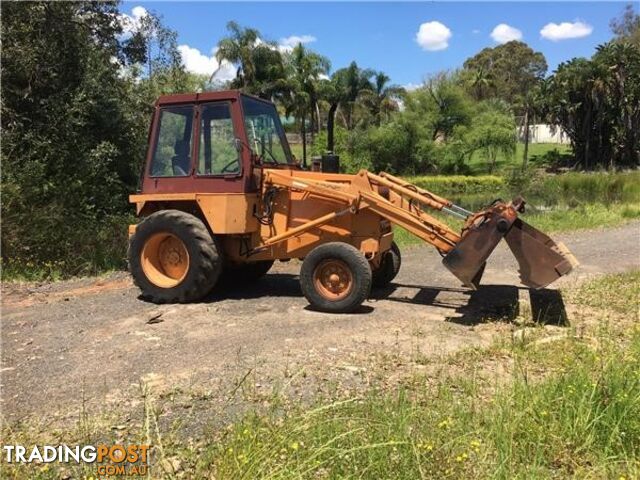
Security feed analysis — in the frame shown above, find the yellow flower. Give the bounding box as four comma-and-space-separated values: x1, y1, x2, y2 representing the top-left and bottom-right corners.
290, 442, 299, 451
438, 419, 451, 429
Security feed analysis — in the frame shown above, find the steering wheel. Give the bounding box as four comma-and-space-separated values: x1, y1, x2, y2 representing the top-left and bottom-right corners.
220, 159, 239, 174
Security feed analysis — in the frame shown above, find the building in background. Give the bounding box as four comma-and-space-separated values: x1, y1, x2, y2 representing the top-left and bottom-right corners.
518, 124, 570, 144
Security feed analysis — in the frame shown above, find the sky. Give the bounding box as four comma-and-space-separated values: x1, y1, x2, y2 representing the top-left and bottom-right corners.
121, 1, 629, 87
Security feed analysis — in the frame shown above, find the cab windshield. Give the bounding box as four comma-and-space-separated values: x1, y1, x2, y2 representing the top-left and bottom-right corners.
241, 96, 293, 165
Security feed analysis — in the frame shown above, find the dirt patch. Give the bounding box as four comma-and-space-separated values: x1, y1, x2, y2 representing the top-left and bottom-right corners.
1, 276, 132, 309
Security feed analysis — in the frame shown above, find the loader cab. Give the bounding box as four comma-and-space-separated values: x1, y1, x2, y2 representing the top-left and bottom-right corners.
140, 90, 296, 194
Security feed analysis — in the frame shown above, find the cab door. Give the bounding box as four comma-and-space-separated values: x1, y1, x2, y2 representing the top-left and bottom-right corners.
142, 100, 252, 194
192, 101, 251, 193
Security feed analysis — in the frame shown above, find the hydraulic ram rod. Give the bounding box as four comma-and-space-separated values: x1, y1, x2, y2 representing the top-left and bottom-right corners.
377, 172, 473, 217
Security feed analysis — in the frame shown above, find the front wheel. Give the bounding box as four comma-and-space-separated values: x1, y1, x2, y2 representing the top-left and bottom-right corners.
128, 210, 223, 303
300, 242, 372, 313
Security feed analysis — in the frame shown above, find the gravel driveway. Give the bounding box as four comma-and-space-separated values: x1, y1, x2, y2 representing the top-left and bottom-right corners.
2, 222, 639, 425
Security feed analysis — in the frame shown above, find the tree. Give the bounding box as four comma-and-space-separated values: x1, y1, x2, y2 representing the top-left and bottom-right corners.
215, 21, 260, 89
360, 72, 404, 126
320, 62, 374, 152
284, 43, 330, 165
610, 3, 640, 47
463, 41, 547, 105
463, 107, 517, 173
250, 45, 289, 100
1, 2, 187, 277
404, 73, 473, 144
463, 41, 547, 166
214, 21, 291, 100
543, 42, 640, 169
464, 66, 494, 101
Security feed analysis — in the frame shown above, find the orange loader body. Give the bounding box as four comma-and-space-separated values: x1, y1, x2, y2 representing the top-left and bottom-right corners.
127, 90, 578, 312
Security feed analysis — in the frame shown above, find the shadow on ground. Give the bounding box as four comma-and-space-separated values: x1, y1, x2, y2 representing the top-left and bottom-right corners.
206, 273, 303, 301
142, 272, 568, 326
373, 282, 568, 326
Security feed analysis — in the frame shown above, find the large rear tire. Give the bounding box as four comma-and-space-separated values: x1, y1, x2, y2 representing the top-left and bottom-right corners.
300, 242, 372, 313
372, 242, 401, 288
128, 210, 222, 303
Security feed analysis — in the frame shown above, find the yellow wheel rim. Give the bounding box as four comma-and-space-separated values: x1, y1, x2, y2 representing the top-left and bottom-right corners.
140, 233, 190, 288
313, 259, 353, 301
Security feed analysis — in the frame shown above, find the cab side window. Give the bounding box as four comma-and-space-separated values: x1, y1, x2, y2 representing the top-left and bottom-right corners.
198, 103, 240, 175
150, 106, 194, 177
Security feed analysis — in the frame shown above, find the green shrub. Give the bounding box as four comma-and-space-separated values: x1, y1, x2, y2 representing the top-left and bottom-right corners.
309, 127, 370, 173
405, 171, 640, 208
362, 122, 416, 174
528, 171, 640, 206
406, 175, 504, 195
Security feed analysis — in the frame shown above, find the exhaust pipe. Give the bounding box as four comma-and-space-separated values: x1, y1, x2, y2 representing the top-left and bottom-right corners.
442, 198, 578, 289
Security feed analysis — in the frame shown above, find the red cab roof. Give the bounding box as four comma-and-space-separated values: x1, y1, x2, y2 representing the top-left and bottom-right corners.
156, 90, 271, 106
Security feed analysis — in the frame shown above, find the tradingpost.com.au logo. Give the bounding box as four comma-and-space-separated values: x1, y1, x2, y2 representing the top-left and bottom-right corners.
3, 444, 151, 476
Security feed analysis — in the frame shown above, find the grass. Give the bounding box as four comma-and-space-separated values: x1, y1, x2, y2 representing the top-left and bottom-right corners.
467, 142, 572, 175
3, 271, 639, 479
289, 142, 304, 161
192, 271, 640, 478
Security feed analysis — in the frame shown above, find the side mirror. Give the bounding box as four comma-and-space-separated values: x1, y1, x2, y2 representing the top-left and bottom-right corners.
233, 138, 243, 152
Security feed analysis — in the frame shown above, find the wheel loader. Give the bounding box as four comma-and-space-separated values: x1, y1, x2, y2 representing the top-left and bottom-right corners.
128, 90, 578, 313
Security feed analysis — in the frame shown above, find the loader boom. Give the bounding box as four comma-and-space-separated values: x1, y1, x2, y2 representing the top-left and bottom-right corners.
259, 168, 578, 290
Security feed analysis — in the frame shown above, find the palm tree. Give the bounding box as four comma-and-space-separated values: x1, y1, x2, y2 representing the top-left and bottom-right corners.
215, 21, 260, 89
250, 45, 289, 100
284, 44, 330, 165
320, 62, 374, 152
361, 72, 404, 126
469, 66, 493, 101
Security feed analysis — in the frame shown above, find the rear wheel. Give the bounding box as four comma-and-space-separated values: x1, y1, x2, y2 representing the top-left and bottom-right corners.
372, 242, 401, 288
128, 210, 222, 303
300, 242, 372, 313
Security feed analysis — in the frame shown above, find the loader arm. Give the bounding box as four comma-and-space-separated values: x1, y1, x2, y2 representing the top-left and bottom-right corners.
260, 168, 578, 290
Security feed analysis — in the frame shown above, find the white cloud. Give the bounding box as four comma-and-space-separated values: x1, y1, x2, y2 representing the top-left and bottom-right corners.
178, 45, 236, 80
119, 6, 148, 36
279, 35, 317, 49
472, 29, 481, 35
403, 82, 422, 91
254, 36, 302, 54
490, 23, 522, 43
540, 21, 593, 41
416, 21, 452, 51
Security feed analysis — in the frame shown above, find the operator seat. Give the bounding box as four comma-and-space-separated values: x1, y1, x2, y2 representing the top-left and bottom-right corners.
172, 140, 190, 176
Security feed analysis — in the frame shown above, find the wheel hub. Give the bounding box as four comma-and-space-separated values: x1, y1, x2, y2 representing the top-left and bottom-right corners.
313, 259, 353, 300
141, 233, 190, 288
